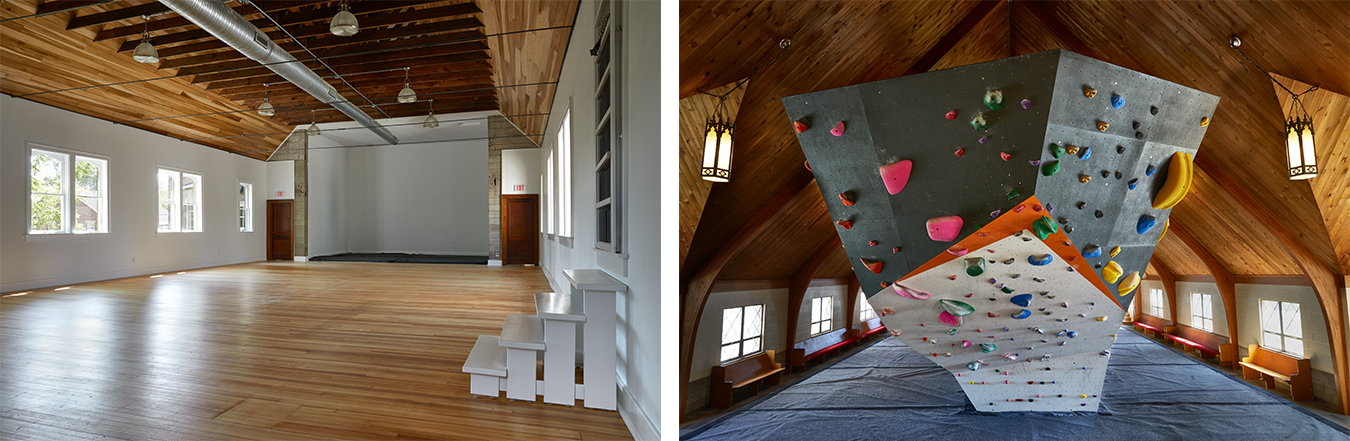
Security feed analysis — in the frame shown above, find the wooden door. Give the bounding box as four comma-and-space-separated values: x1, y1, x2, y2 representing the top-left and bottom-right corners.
267, 200, 293, 261
502, 194, 539, 265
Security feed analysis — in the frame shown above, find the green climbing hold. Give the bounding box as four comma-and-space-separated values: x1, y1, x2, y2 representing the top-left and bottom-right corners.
1000, 286, 1014, 294
1042, 160, 1061, 176
1006, 188, 1021, 200
970, 113, 988, 131
1050, 143, 1066, 159
1033, 215, 1058, 240
980, 343, 997, 353
984, 89, 1005, 112
939, 299, 976, 317
965, 257, 985, 277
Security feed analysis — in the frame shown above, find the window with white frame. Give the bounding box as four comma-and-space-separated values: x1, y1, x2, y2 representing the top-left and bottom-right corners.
810, 296, 833, 336
858, 293, 877, 322
1191, 292, 1214, 332
593, 0, 622, 253
29, 146, 108, 235
1259, 300, 1303, 356
544, 150, 554, 235
558, 108, 572, 238
721, 304, 764, 363
157, 168, 202, 232
1149, 288, 1164, 318
238, 182, 253, 232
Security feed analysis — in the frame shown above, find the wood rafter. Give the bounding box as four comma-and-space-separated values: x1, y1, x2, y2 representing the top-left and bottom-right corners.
95, 1, 441, 42
784, 236, 844, 355
904, 0, 1000, 76
33, 0, 114, 17
1169, 221, 1239, 361
202, 59, 493, 90
189, 50, 491, 84
1149, 256, 1179, 328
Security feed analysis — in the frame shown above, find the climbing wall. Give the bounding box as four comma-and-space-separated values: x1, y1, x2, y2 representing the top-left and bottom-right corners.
783, 49, 1219, 412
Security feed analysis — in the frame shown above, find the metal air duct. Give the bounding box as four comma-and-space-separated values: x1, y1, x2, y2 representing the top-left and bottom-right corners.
158, 0, 399, 144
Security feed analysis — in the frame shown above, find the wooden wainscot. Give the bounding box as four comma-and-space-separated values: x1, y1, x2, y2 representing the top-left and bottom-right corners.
1239, 344, 1313, 401
711, 350, 785, 408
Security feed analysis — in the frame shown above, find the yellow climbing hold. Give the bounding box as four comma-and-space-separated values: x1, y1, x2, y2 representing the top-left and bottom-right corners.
1102, 261, 1124, 284
1153, 151, 1193, 209
1118, 271, 1141, 296
1110, 246, 1122, 258
1095, 316, 1109, 322
1201, 116, 1210, 127
1157, 219, 1170, 243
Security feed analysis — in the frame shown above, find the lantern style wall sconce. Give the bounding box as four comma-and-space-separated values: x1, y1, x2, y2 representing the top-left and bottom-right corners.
701, 102, 734, 182
1231, 35, 1319, 180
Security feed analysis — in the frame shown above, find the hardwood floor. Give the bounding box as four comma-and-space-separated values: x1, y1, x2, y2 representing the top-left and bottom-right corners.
1, 262, 634, 440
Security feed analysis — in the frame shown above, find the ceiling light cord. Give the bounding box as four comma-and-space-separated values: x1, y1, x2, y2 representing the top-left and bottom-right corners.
693, 38, 791, 102
1230, 37, 1318, 120
248, 0, 385, 118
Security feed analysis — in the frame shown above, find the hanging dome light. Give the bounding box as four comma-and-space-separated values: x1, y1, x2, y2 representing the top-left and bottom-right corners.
423, 99, 439, 128
258, 83, 275, 117
132, 16, 159, 64
306, 109, 321, 136
397, 67, 416, 103
330, 0, 359, 37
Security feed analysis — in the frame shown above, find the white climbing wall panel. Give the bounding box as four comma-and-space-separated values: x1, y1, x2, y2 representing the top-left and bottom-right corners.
868, 230, 1126, 412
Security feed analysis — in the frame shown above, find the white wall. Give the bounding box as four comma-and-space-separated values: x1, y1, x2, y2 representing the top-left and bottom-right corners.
795, 284, 846, 343
307, 140, 488, 256
537, 0, 661, 438
1177, 281, 1231, 337
266, 160, 294, 200
691, 287, 789, 381
1, 96, 267, 292
502, 148, 540, 195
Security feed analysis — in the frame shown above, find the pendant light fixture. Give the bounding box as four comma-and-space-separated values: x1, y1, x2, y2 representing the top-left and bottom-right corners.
132, 15, 159, 64
697, 38, 790, 183
257, 83, 275, 117
1230, 35, 1320, 180
423, 99, 439, 128
397, 67, 417, 103
330, 0, 359, 37
307, 110, 321, 136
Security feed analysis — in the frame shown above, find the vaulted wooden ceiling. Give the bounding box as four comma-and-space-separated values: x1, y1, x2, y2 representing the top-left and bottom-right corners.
680, 0, 1349, 286
1, 0, 575, 160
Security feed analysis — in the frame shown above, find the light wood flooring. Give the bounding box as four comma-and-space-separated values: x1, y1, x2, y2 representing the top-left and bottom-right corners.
1, 261, 634, 440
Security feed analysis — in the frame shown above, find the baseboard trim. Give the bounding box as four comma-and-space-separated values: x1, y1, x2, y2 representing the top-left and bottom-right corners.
293, 256, 308, 262
1, 256, 266, 293
488, 259, 503, 266
617, 375, 659, 441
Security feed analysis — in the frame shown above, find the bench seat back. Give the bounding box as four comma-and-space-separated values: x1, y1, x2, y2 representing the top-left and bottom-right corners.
717, 350, 780, 383
1244, 344, 1305, 377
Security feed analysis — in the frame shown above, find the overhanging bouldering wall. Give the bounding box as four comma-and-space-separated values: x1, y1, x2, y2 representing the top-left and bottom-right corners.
783, 49, 1219, 412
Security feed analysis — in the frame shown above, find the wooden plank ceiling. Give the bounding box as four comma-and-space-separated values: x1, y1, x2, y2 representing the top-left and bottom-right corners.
1, 0, 575, 160
680, 0, 1348, 285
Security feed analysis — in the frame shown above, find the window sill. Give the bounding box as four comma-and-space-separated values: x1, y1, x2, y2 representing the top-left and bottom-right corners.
719, 351, 765, 367
25, 233, 110, 242
559, 235, 573, 249
592, 246, 628, 259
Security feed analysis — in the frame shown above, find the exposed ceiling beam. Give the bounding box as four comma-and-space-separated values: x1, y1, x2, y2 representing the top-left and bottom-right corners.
785, 235, 844, 354
153, 14, 485, 59
162, 27, 485, 70
216, 68, 493, 97
1015, 0, 1100, 60
247, 85, 497, 109
201, 59, 493, 90
67, 2, 169, 30
225, 74, 495, 101
679, 168, 814, 421
32, 0, 114, 17
177, 40, 489, 77
903, 0, 1000, 76
188, 47, 490, 84
95, 0, 442, 42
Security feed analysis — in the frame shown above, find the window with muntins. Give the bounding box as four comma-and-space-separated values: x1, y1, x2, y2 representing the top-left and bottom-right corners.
1191, 292, 1214, 332
858, 293, 877, 322
238, 182, 253, 232
1149, 288, 1164, 318
593, 0, 622, 253
158, 168, 201, 232
558, 108, 572, 238
1259, 299, 1303, 356
721, 304, 764, 363
544, 150, 554, 235
810, 296, 833, 336
29, 146, 108, 235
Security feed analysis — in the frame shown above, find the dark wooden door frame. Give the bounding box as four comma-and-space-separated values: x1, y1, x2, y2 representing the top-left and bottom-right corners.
267, 199, 293, 261
501, 194, 539, 265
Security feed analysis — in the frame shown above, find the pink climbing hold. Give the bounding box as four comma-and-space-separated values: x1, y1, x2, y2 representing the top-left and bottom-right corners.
881, 307, 895, 316
927, 215, 963, 242
793, 120, 808, 133
805, 160, 811, 171
878, 159, 913, 194
962, 340, 973, 348
946, 110, 957, 120
946, 246, 969, 256
1000, 152, 1012, 161
1014, 204, 1026, 213
830, 121, 846, 136
939, 310, 963, 327
893, 284, 932, 300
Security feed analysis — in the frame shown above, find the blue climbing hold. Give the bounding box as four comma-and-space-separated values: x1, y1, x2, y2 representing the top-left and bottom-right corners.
1079, 147, 1092, 160
1067, 331, 1079, 339
1013, 309, 1031, 319
1011, 294, 1033, 307
1146, 164, 1156, 176
1137, 215, 1157, 234
1111, 94, 1124, 109
1028, 253, 1054, 266
1083, 245, 1102, 258
1128, 178, 1139, 190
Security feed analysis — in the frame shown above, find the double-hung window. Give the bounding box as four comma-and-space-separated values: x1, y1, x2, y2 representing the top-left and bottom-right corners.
1190, 293, 1214, 332
721, 305, 764, 362
238, 182, 253, 232
558, 108, 572, 239
1259, 300, 1303, 356
810, 296, 833, 335
158, 168, 202, 232
858, 294, 877, 322
29, 145, 108, 234
1149, 288, 1164, 318
593, 0, 622, 253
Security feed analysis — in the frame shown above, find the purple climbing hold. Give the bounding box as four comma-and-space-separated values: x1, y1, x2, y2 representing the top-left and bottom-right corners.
1029, 159, 1042, 166
990, 209, 1002, 218
1045, 203, 1054, 213
979, 136, 989, 144
1021, 99, 1032, 109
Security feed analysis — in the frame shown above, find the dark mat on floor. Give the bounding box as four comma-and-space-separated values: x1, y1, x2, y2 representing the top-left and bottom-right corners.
683, 327, 1350, 441
309, 253, 487, 264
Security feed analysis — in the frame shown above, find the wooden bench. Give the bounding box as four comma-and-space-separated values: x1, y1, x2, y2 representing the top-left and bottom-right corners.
1239, 344, 1312, 401
1164, 334, 1219, 359
857, 319, 886, 342
789, 329, 860, 373
711, 350, 785, 408
462, 335, 507, 398
1132, 321, 1164, 337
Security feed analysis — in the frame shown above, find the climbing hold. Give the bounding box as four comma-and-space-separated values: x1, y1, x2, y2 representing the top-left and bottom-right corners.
1200, 116, 1209, 127
946, 110, 957, 120
1067, 331, 1079, 339
1011, 294, 1033, 307
860, 258, 883, 274
1006, 188, 1021, 200
962, 340, 973, 348
1002, 258, 1016, 265
990, 209, 1002, 218
1117, 145, 1126, 154
970, 113, 988, 131
1158, 219, 1169, 243
926, 215, 963, 242
1146, 164, 1156, 176
984, 89, 1005, 112
1097, 121, 1109, 132
987, 312, 999, 318
868, 240, 877, 246
1029, 159, 1042, 166
1076, 201, 1086, 210
1102, 261, 1123, 284
805, 160, 811, 171
881, 308, 896, 316
980, 343, 997, 353
965, 257, 985, 276
878, 159, 913, 194
979, 136, 989, 144
1058, 217, 1068, 225
948, 275, 958, 280
831, 121, 846, 136
1021, 99, 1031, 109
1050, 143, 1066, 159
793, 120, 808, 133
1032, 277, 1045, 283
940, 299, 976, 317
839, 192, 855, 206
955, 147, 965, 157
967, 362, 981, 371
893, 284, 931, 300
1132, 121, 1141, 130
1150, 105, 1159, 115
1010, 273, 1021, 279
893, 247, 901, 253
1066, 145, 1080, 156
1128, 179, 1139, 190
1046, 203, 1054, 212
1095, 316, 1108, 322
1013, 309, 1031, 319
1135, 131, 1144, 140
836, 219, 852, 229
1111, 94, 1124, 109
1083, 88, 1097, 99
1101, 170, 1111, 178
1118, 271, 1141, 295
1064, 226, 1074, 233
1115, 171, 1123, 180
947, 246, 969, 256
1032, 215, 1058, 240
1083, 245, 1102, 258
1137, 215, 1157, 234
1032, 204, 1043, 212
1001, 286, 1014, 294
1152, 151, 1193, 209
1000, 152, 1012, 161
1079, 174, 1092, 184
1079, 147, 1092, 160
938, 310, 964, 327
1028, 254, 1054, 266
1094, 210, 1104, 219
965, 293, 974, 298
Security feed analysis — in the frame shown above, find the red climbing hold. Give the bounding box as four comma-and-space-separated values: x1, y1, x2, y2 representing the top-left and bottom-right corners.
805, 160, 811, 171
892, 247, 900, 253
839, 192, 855, 206
860, 258, 883, 274
836, 219, 852, 229
830, 121, 846, 136
868, 240, 878, 246
793, 120, 808, 133
946, 110, 958, 120
965, 293, 974, 298
1000, 152, 1012, 161
1032, 204, 1043, 212
948, 275, 958, 280
1014, 204, 1026, 213
955, 148, 965, 157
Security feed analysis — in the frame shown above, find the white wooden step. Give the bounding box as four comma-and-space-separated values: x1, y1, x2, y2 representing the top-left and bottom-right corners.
463, 335, 507, 377
535, 292, 586, 322
499, 315, 546, 351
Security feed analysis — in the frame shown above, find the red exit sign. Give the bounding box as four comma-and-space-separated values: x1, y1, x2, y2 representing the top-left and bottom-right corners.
513, 185, 524, 192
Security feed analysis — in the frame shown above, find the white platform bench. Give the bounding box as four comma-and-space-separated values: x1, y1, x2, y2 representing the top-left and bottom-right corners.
535, 292, 586, 406
462, 335, 507, 398
499, 314, 546, 402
